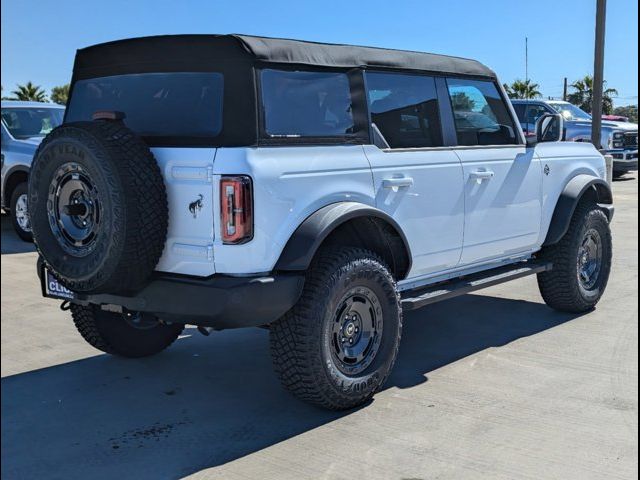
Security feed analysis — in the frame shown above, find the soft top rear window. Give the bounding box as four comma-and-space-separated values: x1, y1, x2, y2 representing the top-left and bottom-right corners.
66, 72, 224, 138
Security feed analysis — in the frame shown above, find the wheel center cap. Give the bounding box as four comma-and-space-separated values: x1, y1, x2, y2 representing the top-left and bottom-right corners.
345, 322, 356, 337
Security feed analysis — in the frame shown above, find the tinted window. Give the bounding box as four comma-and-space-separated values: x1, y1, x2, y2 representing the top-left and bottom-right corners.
67, 72, 224, 137
522, 104, 552, 135
261, 69, 354, 137
446, 79, 517, 146
1, 107, 64, 139
366, 72, 442, 148
548, 102, 592, 121
512, 103, 526, 122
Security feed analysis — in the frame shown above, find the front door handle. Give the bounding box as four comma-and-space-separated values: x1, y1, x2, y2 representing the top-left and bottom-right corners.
382, 177, 414, 189
469, 170, 495, 181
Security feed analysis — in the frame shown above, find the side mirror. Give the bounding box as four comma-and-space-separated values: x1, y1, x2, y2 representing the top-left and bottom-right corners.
527, 113, 564, 146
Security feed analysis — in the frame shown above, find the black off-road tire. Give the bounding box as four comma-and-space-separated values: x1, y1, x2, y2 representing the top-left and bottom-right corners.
28, 121, 167, 294
70, 304, 184, 358
10, 182, 33, 242
270, 247, 402, 410
537, 200, 612, 313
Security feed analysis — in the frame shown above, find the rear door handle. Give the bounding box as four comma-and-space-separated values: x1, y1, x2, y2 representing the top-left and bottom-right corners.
382, 177, 414, 189
469, 170, 495, 181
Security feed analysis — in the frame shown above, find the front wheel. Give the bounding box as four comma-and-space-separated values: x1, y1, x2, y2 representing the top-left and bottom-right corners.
270, 247, 402, 410
10, 183, 33, 242
537, 201, 612, 313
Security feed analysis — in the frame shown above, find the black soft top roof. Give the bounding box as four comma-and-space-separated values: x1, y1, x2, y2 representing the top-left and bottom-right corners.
73, 34, 496, 79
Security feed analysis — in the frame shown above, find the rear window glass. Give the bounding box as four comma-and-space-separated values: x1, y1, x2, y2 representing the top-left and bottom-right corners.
66, 72, 224, 137
260, 69, 355, 137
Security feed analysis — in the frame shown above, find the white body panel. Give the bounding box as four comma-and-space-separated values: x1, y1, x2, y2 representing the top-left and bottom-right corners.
533, 141, 606, 246
211, 146, 375, 275
455, 146, 543, 264
152, 147, 217, 276
363, 145, 464, 277
152, 141, 605, 284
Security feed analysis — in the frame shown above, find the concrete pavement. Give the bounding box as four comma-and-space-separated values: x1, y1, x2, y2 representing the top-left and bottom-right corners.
1, 173, 637, 480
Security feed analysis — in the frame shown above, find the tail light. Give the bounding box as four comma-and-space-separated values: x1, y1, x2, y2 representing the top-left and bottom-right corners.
220, 175, 253, 244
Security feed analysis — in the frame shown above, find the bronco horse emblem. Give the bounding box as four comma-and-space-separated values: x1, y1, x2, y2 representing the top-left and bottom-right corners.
189, 194, 204, 218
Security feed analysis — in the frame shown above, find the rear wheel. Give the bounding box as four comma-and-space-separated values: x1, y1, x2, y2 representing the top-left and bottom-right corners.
537, 201, 612, 313
10, 182, 33, 242
70, 304, 184, 358
270, 247, 402, 410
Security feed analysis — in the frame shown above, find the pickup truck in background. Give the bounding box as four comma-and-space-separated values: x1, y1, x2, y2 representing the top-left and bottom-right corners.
512, 99, 638, 177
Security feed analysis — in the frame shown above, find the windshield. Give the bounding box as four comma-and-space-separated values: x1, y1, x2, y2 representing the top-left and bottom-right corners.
549, 103, 592, 121
1, 107, 64, 139
66, 72, 224, 138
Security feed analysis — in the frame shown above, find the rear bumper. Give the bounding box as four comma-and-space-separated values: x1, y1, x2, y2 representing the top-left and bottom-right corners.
38, 259, 305, 329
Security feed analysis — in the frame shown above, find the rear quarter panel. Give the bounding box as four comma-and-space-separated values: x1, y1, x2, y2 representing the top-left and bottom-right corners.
212, 146, 375, 274
534, 141, 606, 246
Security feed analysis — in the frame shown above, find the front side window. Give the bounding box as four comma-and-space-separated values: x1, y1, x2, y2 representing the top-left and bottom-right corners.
447, 78, 517, 146
66, 72, 224, 138
366, 72, 442, 149
260, 69, 355, 137
1, 107, 64, 140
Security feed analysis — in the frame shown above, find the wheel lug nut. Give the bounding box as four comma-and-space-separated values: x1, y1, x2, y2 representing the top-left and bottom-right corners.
349, 339, 353, 344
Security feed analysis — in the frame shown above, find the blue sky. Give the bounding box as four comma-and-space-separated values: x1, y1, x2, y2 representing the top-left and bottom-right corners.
1, 0, 638, 106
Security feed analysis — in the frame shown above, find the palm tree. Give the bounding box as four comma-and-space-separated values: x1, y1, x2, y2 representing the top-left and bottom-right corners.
504, 79, 542, 99
567, 75, 618, 115
50, 84, 70, 105
11, 82, 48, 102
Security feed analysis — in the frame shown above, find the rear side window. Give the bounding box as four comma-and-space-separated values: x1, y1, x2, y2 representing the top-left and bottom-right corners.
366, 72, 442, 149
260, 69, 355, 137
446, 78, 517, 146
66, 72, 224, 138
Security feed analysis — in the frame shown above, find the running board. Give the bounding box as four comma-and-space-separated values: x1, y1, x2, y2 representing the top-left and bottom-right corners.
401, 262, 552, 311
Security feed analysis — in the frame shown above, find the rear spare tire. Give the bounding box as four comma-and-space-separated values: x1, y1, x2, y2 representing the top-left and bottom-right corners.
28, 120, 168, 294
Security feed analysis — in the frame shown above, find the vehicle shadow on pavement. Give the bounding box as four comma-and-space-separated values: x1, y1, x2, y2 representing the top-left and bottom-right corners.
1, 215, 35, 254
1, 295, 578, 479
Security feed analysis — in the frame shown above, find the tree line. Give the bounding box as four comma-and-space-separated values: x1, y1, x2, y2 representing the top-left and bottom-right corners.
503, 75, 636, 122
1, 83, 70, 105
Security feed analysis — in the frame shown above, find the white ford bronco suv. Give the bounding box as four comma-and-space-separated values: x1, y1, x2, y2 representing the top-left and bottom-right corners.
30, 35, 613, 410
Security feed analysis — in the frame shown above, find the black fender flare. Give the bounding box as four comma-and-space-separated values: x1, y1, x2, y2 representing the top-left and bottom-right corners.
275, 202, 412, 275
543, 174, 613, 246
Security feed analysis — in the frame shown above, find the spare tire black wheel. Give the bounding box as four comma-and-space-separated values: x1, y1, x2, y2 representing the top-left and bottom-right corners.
28, 120, 168, 294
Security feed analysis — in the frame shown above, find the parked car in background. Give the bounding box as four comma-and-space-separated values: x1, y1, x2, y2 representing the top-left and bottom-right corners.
512, 99, 638, 177
1, 101, 65, 240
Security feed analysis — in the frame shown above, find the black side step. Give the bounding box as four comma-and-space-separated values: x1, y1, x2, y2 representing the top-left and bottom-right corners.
401, 262, 552, 311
